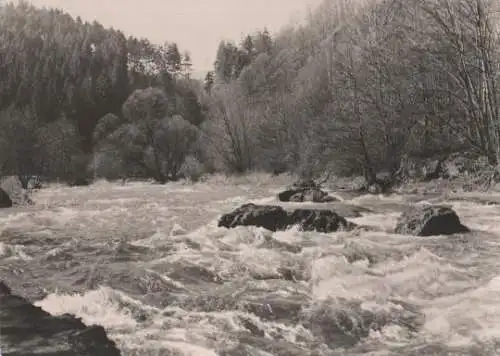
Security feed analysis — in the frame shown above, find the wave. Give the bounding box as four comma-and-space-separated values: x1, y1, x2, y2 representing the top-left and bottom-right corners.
1, 180, 500, 355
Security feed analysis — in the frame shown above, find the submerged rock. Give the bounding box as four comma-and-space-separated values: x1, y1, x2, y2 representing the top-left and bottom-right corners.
0, 281, 121, 356
395, 205, 470, 236
0, 187, 13, 208
278, 179, 337, 203
218, 203, 356, 233
304, 298, 424, 348
170, 223, 187, 236
289, 209, 356, 233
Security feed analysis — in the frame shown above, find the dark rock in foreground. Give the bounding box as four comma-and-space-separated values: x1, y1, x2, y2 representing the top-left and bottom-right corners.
0, 187, 13, 208
395, 205, 470, 236
0, 281, 121, 356
278, 179, 337, 203
218, 203, 356, 233
0, 175, 34, 206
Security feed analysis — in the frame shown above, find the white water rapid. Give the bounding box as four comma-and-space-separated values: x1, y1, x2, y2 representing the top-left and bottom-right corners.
1, 175, 500, 356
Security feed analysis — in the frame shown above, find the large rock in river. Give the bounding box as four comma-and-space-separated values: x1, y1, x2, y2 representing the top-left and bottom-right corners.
218, 203, 290, 232
218, 203, 356, 233
394, 205, 470, 236
0, 281, 121, 356
278, 179, 337, 203
0, 175, 33, 206
0, 187, 12, 208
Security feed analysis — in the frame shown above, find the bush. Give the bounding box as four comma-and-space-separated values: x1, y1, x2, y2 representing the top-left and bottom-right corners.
67, 153, 92, 186
92, 146, 125, 180
180, 156, 204, 182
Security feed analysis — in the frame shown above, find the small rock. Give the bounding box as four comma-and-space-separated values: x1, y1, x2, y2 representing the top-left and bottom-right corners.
395, 205, 470, 236
278, 179, 337, 203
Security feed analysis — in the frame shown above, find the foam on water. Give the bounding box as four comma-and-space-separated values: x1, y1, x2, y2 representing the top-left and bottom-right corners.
36, 286, 140, 330
0, 242, 32, 260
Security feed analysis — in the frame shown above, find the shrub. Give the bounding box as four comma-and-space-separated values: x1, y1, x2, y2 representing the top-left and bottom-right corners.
180, 156, 204, 182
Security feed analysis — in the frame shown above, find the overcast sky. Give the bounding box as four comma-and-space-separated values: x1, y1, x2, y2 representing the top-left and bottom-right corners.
18, 0, 324, 74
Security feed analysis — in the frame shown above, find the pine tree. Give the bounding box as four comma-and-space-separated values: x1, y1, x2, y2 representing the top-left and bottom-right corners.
204, 71, 214, 94
166, 43, 181, 73
181, 51, 192, 78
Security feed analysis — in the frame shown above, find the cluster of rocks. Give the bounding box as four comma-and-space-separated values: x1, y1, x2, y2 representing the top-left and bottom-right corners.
335, 152, 500, 195
219, 202, 469, 237
0, 175, 37, 208
0, 281, 121, 355
219, 203, 355, 233
219, 179, 470, 237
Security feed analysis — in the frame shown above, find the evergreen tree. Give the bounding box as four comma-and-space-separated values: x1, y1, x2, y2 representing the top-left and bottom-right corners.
204, 71, 215, 94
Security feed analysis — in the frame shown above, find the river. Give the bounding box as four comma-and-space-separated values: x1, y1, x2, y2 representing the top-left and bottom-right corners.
1, 174, 500, 355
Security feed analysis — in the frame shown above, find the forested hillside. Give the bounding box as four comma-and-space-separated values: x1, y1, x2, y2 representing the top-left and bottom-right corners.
1, 0, 500, 187
0, 1, 206, 184
204, 0, 500, 186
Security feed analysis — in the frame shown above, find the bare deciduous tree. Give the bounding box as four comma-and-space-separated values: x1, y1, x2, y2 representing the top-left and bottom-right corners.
407, 0, 500, 164
207, 86, 254, 173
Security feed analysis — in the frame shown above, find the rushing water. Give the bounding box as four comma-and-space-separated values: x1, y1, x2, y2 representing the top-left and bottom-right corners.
1, 175, 500, 356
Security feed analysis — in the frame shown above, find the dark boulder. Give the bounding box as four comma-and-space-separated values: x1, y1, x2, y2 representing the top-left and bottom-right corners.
278, 179, 337, 203
0, 281, 121, 356
395, 205, 470, 236
218, 203, 290, 232
0, 187, 13, 208
218, 203, 357, 233
0, 175, 32, 206
278, 189, 299, 202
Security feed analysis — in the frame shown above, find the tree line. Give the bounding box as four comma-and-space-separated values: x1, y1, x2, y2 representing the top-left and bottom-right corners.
0, 1, 205, 184
203, 0, 500, 186
2, 0, 500, 186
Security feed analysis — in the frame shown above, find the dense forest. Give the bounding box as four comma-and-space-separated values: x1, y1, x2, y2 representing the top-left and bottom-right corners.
1, 0, 500, 187
0, 1, 206, 184
206, 0, 500, 184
